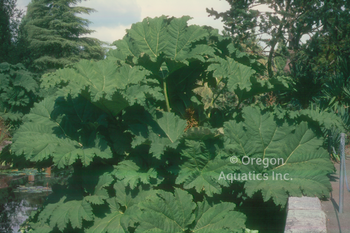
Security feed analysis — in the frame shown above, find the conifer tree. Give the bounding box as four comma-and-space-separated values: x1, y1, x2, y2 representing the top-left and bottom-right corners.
0, 1, 12, 63
0, 0, 23, 63
19, 0, 105, 73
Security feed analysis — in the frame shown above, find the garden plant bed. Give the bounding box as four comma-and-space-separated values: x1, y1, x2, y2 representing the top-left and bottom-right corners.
1, 0, 350, 230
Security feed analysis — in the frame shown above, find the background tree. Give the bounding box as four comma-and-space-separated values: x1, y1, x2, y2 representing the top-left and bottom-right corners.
207, 0, 350, 110
18, 0, 106, 73
207, 0, 350, 158
0, 0, 23, 63
207, 0, 322, 78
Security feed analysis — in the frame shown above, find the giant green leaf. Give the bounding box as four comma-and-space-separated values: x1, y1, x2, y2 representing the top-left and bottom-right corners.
136, 188, 246, 233
112, 160, 161, 189
41, 59, 155, 116
244, 166, 332, 206
224, 106, 334, 206
50, 199, 94, 231
127, 16, 168, 62
191, 200, 246, 233
164, 16, 213, 63
149, 112, 186, 158
87, 182, 157, 233
86, 208, 127, 233
156, 112, 187, 143
53, 146, 112, 169
12, 94, 113, 168
136, 188, 196, 232
11, 97, 81, 163
208, 57, 256, 92
128, 111, 187, 158
207, 57, 291, 102
176, 140, 238, 196
37, 196, 94, 232
0, 62, 39, 125
111, 16, 213, 66
85, 172, 114, 205
27, 223, 52, 233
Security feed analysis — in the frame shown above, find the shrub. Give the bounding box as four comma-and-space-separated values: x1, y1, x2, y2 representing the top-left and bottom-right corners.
8, 16, 334, 233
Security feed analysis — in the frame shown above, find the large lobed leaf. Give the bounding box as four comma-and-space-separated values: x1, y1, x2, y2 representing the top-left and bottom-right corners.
156, 111, 187, 143
127, 16, 168, 62
176, 140, 238, 197
192, 200, 246, 233
136, 188, 196, 232
0, 62, 40, 125
86, 182, 158, 233
128, 111, 187, 159
12, 97, 79, 163
207, 57, 291, 102
112, 160, 161, 189
41, 59, 161, 117
11, 96, 113, 168
223, 106, 334, 206
208, 56, 256, 92
36, 196, 94, 232
110, 16, 214, 66
136, 188, 246, 233
85, 172, 114, 205
87, 184, 246, 233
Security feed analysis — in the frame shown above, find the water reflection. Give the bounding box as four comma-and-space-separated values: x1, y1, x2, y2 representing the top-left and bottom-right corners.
1, 198, 42, 232
0, 175, 51, 233
0, 167, 74, 233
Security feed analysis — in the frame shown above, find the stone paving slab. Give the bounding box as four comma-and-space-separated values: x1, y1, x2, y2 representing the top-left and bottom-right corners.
285, 209, 327, 233
285, 197, 327, 233
288, 196, 322, 210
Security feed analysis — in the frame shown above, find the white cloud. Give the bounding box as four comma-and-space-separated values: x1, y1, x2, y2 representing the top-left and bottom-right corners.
136, 0, 229, 29
89, 25, 131, 44
82, 0, 141, 27
16, 0, 231, 43
84, 0, 230, 43
16, 0, 30, 11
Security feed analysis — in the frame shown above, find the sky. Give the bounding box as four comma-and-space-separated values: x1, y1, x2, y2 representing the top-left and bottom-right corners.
16, 0, 234, 45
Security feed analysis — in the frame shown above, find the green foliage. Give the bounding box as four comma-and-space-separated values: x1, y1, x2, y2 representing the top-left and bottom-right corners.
112, 160, 161, 189
0, 62, 40, 127
207, 0, 323, 77
207, 0, 350, 113
18, 0, 105, 73
0, 0, 12, 62
37, 197, 94, 231
207, 56, 290, 105
6, 16, 335, 232
135, 188, 246, 233
0, 0, 23, 64
109, 16, 215, 64
175, 140, 235, 197
12, 95, 113, 168
224, 106, 333, 206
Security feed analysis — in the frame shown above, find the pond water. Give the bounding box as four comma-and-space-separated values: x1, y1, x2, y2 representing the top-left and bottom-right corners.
0, 189, 49, 232
0, 168, 70, 233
